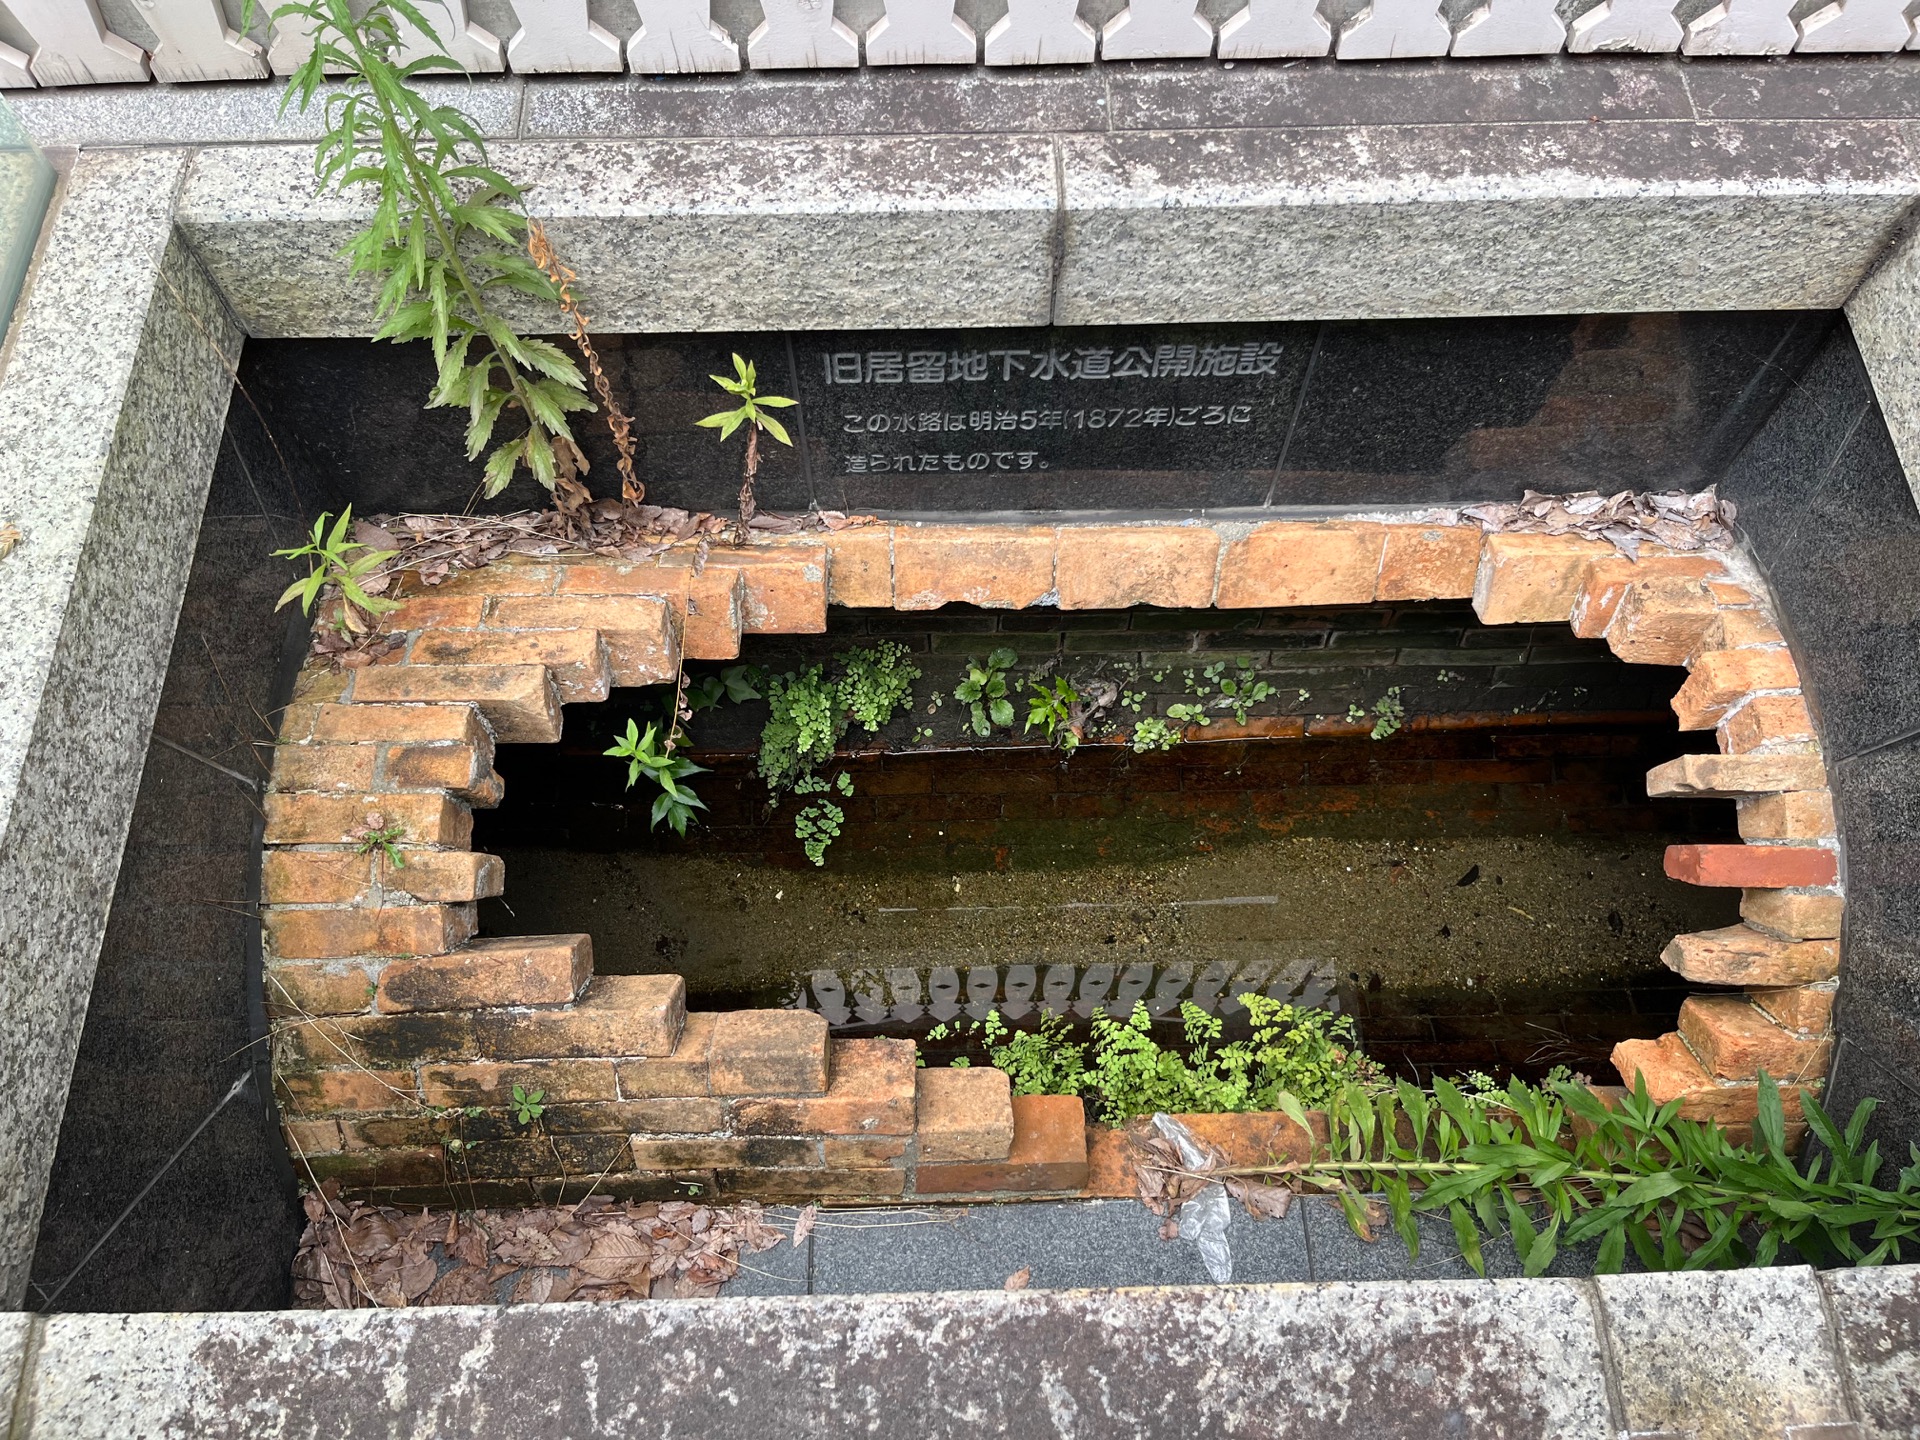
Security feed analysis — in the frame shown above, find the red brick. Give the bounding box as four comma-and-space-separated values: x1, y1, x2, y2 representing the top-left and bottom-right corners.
275, 1066, 420, 1116
485, 595, 678, 686
1672, 649, 1802, 730
893, 525, 1054, 610
1737, 791, 1836, 842
291, 667, 350, 704
730, 1037, 916, 1135
417, 1058, 619, 1107
553, 561, 688, 598
823, 1135, 910, 1167
1712, 609, 1786, 649
303, 1147, 448, 1189
270, 743, 379, 794
386, 593, 486, 631
396, 559, 556, 597
265, 902, 475, 960
382, 740, 489, 795
1646, 752, 1828, 797
630, 1137, 820, 1169
1216, 522, 1384, 608
409, 628, 611, 703
1720, 694, 1817, 754
588, 1098, 727, 1133
262, 850, 375, 905
1742, 889, 1843, 941
1610, 1032, 1814, 1124
283, 1119, 346, 1155
615, 1011, 716, 1098
1661, 923, 1840, 985
1750, 984, 1835, 1035
821, 527, 894, 608
1679, 994, 1833, 1081
377, 933, 593, 1013
713, 1168, 906, 1200
720, 549, 829, 634
263, 791, 473, 849
264, 960, 377, 1017
709, 1010, 829, 1096
1570, 555, 1724, 638
310, 702, 487, 746
914, 1093, 1088, 1194
1376, 525, 1481, 602
470, 974, 686, 1059
1605, 574, 1721, 665
1665, 843, 1836, 889
382, 850, 504, 903
1055, 525, 1221, 609
683, 564, 745, 658
350, 664, 562, 743
914, 1066, 1014, 1162
1472, 533, 1612, 626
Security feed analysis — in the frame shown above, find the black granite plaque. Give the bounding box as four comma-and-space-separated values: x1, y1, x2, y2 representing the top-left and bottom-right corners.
792, 324, 1317, 513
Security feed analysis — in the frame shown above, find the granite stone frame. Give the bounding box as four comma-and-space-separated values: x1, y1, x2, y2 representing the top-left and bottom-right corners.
2, 66, 1920, 1327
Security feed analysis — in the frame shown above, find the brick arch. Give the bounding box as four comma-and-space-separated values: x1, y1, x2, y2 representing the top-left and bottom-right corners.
263, 518, 1841, 1199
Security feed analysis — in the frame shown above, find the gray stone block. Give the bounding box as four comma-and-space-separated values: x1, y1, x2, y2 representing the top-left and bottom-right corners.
1596, 1266, 1858, 1440
719, 1206, 811, 1297
1846, 220, 1920, 509
1, 1312, 31, 1432
178, 135, 1059, 337
15, 1277, 1617, 1437
1055, 121, 1920, 325
1822, 1265, 1920, 1440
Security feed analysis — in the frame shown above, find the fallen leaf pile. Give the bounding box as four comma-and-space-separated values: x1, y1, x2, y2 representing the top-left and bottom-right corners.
1127, 1122, 1294, 1240
292, 1181, 797, 1309
1453, 486, 1735, 559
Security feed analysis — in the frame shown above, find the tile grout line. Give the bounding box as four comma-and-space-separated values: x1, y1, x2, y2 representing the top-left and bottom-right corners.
1582, 1276, 1633, 1438
4, 1316, 45, 1440
1812, 1269, 1868, 1427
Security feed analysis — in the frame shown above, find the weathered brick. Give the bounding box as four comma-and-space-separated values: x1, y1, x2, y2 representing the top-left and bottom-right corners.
914, 1093, 1087, 1194
554, 1097, 726, 1134
915, 1066, 1014, 1162
1671, 648, 1802, 730
1570, 554, 1724, 637
470, 974, 686, 1059
460, 1134, 630, 1180
823, 1135, 910, 1167
276, 1009, 478, 1070
553, 561, 688, 598
892, 525, 1054, 610
282, 1119, 346, 1155
722, 549, 829, 634
709, 1010, 830, 1096
1055, 525, 1221, 609
336, 1114, 447, 1151
382, 850, 504, 903
350, 664, 562, 743
484, 595, 677, 685
1661, 923, 1840, 985
1737, 791, 1836, 842
1472, 533, 1613, 626
386, 593, 486, 630
1720, 694, 1818, 754
270, 743, 379, 794
822, 526, 894, 608
265, 903, 475, 960
275, 1067, 419, 1116
628, 1136, 819, 1169
529, 1173, 709, 1206
396, 559, 556, 597
1665, 843, 1837, 889
409, 627, 611, 703
1605, 574, 1721, 666
1711, 609, 1786, 649
382, 741, 489, 795
1679, 995, 1834, 1081
731, 1037, 916, 1136
1750, 983, 1836, 1035
1610, 1032, 1813, 1124
615, 1011, 716, 1098
1216, 522, 1384, 608
291, 666, 351, 704
310, 701, 487, 746
377, 933, 593, 1013
302, 1147, 447, 1188
262, 850, 374, 905
683, 564, 745, 659
1742, 889, 1843, 941
1646, 753, 1829, 797
417, 1058, 619, 1107
263, 791, 473, 849
713, 1167, 907, 1200
265, 961, 377, 1018
1376, 525, 1481, 602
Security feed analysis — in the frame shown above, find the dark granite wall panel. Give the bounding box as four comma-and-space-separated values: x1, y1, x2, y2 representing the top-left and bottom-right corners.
1715, 322, 1920, 1154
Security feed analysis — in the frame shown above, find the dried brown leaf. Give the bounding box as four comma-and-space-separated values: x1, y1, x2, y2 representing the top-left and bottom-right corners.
790, 1204, 818, 1249
1003, 1267, 1031, 1291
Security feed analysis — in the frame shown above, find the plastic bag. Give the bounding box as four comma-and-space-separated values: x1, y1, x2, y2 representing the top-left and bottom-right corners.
1151, 1113, 1232, 1283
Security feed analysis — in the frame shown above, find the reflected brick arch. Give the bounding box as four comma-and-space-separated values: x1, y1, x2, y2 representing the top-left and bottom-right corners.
260, 518, 1842, 1202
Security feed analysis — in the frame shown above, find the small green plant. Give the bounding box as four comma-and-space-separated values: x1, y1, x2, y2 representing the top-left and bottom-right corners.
1025, 676, 1081, 751
1369, 685, 1406, 740
686, 664, 761, 713
1121, 688, 1146, 715
273, 507, 401, 634
249, 0, 593, 496
1131, 716, 1182, 753
349, 814, 408, 868
1166, 702, 1210, 729
841, 642, 920, 734
605, 718, 709, 836
955, 648, 1018, 737
509, 1084, 546, 1126
1218, 660, 1275, 724
697, 353, 797, 526
792, 771, 853, 866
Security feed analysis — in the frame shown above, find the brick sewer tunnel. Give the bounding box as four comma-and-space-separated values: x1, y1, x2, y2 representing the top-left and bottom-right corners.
472, 600, 1741, 1084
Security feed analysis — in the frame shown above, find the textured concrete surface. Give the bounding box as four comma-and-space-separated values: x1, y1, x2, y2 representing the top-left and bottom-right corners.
0, 1311, 29, 1430
0, 149, 240, 1307
1597, 1267, 1857, 1440
1822, 1265, 1920, 1438
1846, 217, 1920, 509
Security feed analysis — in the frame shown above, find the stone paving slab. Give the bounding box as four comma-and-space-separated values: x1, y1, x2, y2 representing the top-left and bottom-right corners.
1822, 1265, 1920, 1438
